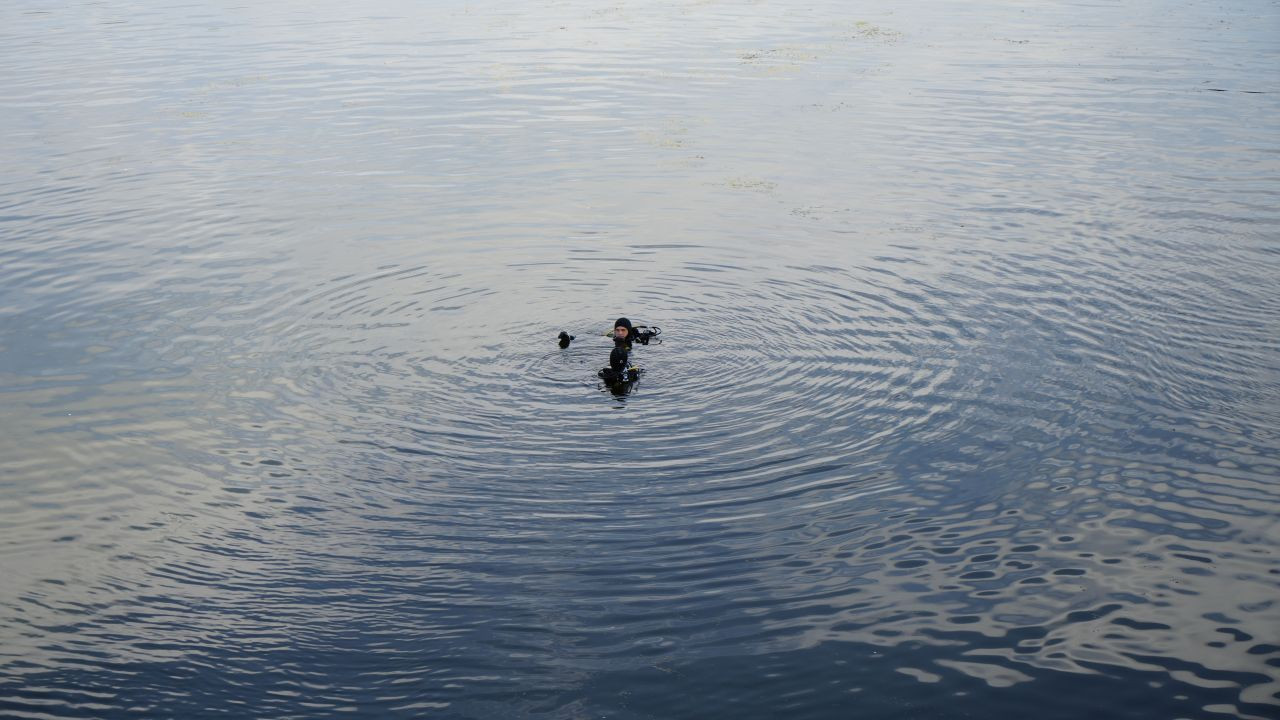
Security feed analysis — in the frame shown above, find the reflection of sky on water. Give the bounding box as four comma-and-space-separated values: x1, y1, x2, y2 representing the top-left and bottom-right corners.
2, 0, 1278, 716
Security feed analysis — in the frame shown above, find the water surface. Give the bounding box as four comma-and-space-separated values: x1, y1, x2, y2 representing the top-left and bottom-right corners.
2, 0, 1279, 718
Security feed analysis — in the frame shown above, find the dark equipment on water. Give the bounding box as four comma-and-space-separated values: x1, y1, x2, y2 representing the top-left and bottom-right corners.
611, 317, 662, 345
598, 343, 641, 385
632, 325, 661, 345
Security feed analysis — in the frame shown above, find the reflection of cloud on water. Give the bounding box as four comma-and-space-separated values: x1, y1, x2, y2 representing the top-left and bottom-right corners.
744, 443, 1280, 708
935, 659, 1034, 688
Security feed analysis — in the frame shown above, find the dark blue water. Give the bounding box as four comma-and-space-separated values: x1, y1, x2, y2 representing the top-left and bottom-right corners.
2, 1, 1279, 717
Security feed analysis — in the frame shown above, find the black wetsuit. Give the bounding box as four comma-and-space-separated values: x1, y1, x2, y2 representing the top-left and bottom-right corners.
615, 326, 658, 350
598, 366, 640, 383
599, 344, 640, 384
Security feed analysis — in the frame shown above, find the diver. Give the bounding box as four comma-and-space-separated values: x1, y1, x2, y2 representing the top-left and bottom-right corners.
556, 317, 658, 395
610, 317, 661, 348
598, 338, 642, 394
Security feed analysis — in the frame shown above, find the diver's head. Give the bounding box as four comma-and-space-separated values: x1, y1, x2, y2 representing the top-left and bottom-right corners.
609, 345, 629, 373
613, 317, 633, 341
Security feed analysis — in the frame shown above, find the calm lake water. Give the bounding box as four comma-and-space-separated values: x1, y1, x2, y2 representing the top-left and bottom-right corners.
2, 0, 1279, 718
